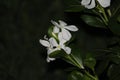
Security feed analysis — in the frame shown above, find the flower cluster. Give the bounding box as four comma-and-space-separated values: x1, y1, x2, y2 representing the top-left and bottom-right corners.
40, 20, 78, 62
81, 0, 111, 9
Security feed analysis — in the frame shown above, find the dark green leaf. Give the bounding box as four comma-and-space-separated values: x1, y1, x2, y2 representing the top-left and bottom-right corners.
110, 0, 120, 16
109, 15, 120, 35
81, 15, 106, 28
96, 60, 109, 76
70, 46, 84, 69
108, 54, 120, 64
108, 47, 120, 64
68, 70, 84, 80
49, 50, 62, 58
63, 0, 80, 6
65, 5, 85, 12
48, 26, 53, 37
117, 15, 120, 23
84, 54, 96, 71
68, 70, 93, 80
107, 64, 120, 80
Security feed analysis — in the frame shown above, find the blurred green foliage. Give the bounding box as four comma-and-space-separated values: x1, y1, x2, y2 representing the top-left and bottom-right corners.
63, 0, 120, 80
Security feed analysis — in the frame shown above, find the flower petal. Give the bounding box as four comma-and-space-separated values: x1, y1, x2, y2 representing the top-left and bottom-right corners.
39, 39, 50, 47
59, 20, 67, 26
46, 56, 55, 62
61, 29, 72, 41
53, 26, 60, 33
49, 37, 58, 47
97, 0, 111, 8
85, 0, 95, 9
51, 20, 60, 28
58, 32, 67, 44
65, 25, 78, 31
81, 0, 91, 5
63, 46, 71, 54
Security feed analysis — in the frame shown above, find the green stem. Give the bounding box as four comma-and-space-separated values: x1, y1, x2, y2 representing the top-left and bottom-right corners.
65, 54, 84, 69
99, 14, 108, 26
107, 9, 112, 17
92, 9, 108, 26
112, 5, 120, 16
102, 8, 109, 23
66, 55, 82, 69
70, 54, 84, 69
84, 71, 99, 80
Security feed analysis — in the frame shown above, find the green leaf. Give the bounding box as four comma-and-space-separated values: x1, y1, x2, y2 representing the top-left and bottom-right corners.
68, 70, 93, 80
68, 70, 84, 80
117, 15, 120, 23
108, 54, 120, 64
109, 15, 120, 35
48, 26, 53, 37
84, 54, 96, 71
110, 0, 120, 16
49, 50, 62, 58
108, 47, 120, 64
70, 46, 84, 69
96, 60, 109, 76
63, 0, 84, 12
107, 64, 120, 80
81, 15, 106, 28
65, 5, 85, 12
63, 0, 80, 6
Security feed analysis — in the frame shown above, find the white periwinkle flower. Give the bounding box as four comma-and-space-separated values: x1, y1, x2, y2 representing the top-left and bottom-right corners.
39, 37, 56, 62
39, 34, 71, 62
81, 0, 95, 9
51, 20, 78, 41
81, 0, 111, 9
97, 0, 111, 8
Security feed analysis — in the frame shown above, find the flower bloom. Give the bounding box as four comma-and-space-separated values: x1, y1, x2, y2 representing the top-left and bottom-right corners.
81, 0, 111, 9
39, 33, 71, 62
39, 37, 56, 62
51, 20, 78, 41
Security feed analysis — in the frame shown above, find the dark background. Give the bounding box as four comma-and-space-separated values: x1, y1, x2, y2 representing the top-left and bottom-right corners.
0, 0, 109, 80
0, 0, 69, 80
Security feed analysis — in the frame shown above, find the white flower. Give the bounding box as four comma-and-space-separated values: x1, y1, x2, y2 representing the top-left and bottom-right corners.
39, 34, 71, 62
81, 0, 111, 9
51, 20, 78, 41
81, 0, 95, 9
97, 0, 111, 8
39, 37, 56, 62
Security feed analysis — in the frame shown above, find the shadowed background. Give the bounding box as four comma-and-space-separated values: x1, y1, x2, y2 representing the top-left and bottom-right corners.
0, 0, 69, 80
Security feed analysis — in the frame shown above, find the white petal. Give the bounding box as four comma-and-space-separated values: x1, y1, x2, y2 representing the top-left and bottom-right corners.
81, 0, 91, 5
58, 32, 67, 44
46, 56, 55, 62
49, 37, 58, 47
63, 47, 71, 54
65, 25, 78, 31
97, 0, 111, 8
51, 20, 60, 28
61, 29, 72, 41
47, 48, 59, 56
59, 20, 67, 26
39, 39, 50, 47
47, 48, 53, 55
85, 0, 95, 9
53, 26, 60, 33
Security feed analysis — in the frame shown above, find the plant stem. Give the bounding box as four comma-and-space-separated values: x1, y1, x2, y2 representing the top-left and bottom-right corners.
66, 55, 82, 69
84, 70, 99, 80
107, 9, 112, 17
102, 8, 109, 23
112, 5, 120, 16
